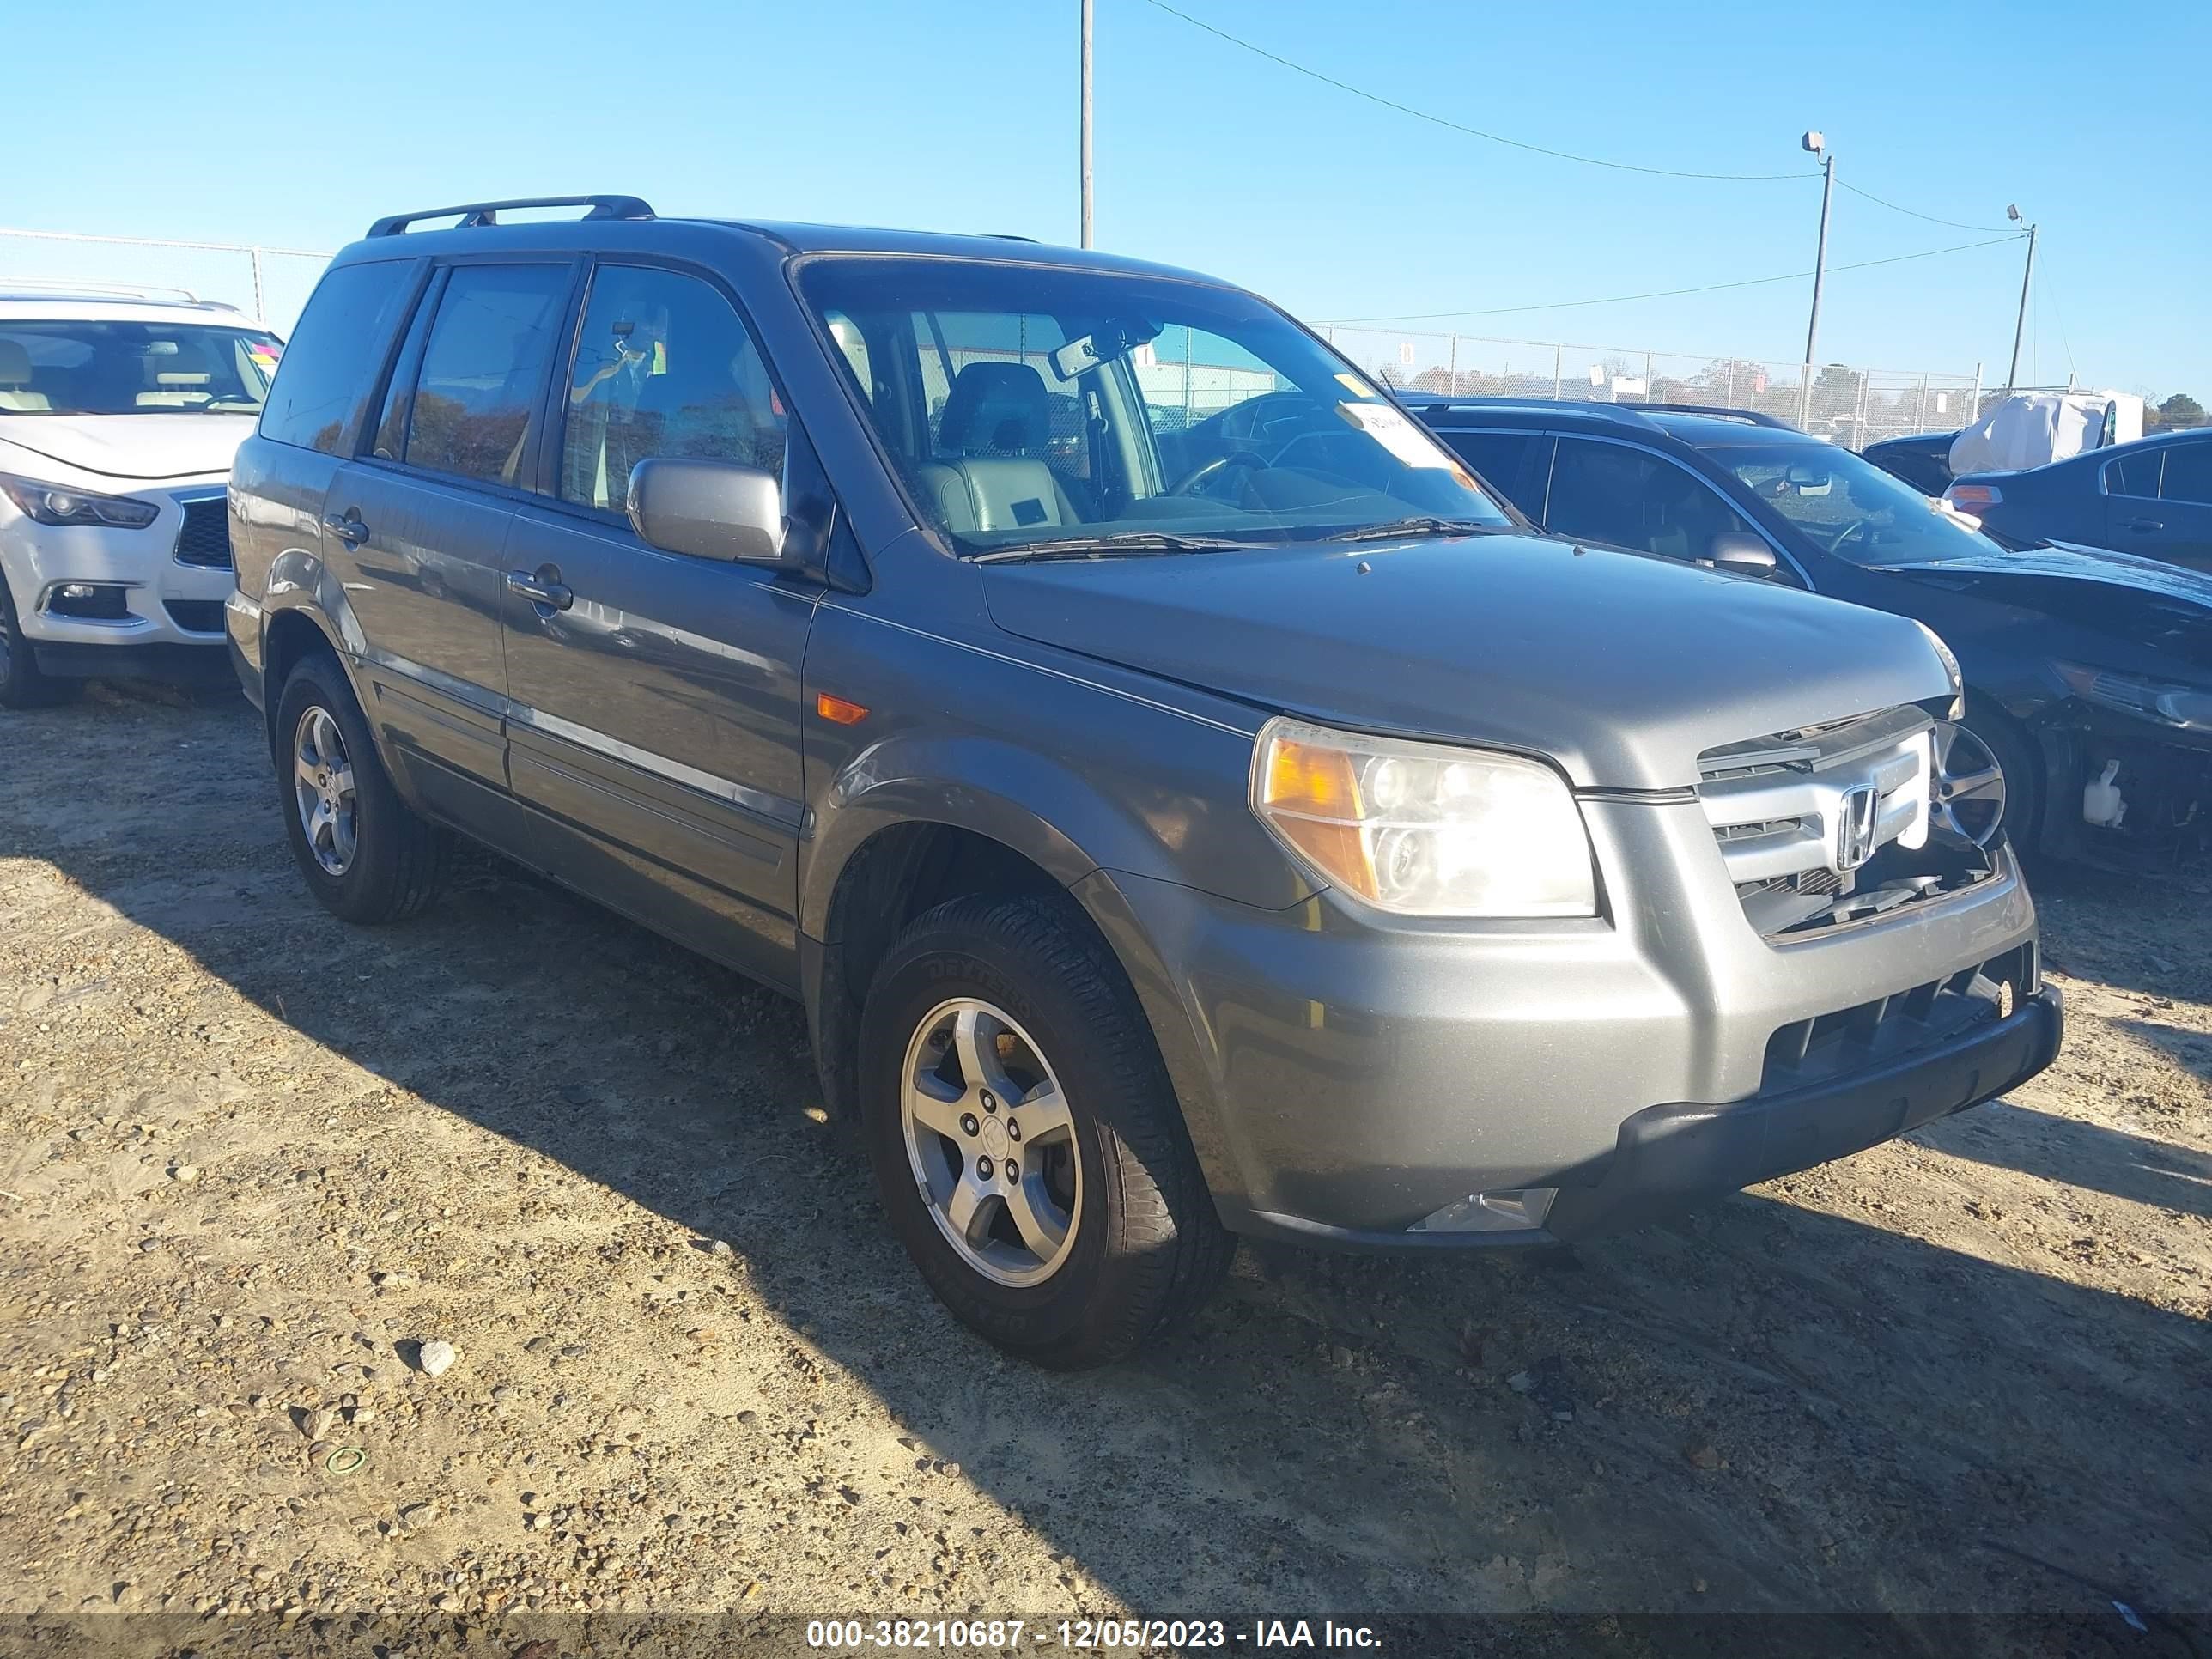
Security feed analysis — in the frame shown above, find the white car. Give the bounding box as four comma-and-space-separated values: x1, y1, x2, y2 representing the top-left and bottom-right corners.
0, 286, 284, 706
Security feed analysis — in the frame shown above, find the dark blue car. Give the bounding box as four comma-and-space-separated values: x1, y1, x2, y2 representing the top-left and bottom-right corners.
1945, 428, 2212, 570
1399, 397, 2212, 867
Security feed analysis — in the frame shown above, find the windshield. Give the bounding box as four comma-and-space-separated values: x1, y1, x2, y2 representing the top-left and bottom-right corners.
0, 319, 283, 416
798, 258, 1511, 556
1721, 441, 2008, 566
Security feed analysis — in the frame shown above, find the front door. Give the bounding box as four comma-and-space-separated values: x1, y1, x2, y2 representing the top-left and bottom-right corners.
498, 260, 817, 989
323, 258, 576, 818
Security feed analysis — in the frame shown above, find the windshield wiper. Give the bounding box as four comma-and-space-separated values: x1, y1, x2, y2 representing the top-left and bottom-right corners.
1312, 516, 1506, 544
972, 531, 1254, 563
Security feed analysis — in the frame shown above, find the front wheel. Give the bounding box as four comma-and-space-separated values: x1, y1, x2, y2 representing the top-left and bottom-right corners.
0, 575, 69, 708
859, 895, 1231, 1369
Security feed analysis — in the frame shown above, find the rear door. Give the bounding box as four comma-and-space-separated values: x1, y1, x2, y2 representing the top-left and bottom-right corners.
2101, 446, 2169, 556
322, 257, 578, 819
2149, 438, 2212, 569
497, 258, 819, 989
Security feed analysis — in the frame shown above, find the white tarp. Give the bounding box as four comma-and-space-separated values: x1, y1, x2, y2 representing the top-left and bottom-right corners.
1948, 392, 2144, 474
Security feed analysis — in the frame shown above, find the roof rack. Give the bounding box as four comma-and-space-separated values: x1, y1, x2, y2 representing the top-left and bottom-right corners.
366, 195, 656, 238
1389, 392, 1800, 433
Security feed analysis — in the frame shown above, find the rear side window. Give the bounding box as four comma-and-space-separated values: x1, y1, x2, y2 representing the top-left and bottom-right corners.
559, 264, 787, 512
1438, 429, 1545, 516
2106, 449, 2162, 498
2159, 441, 2212, 507
403, 264, 572, 488
1546, 438, 1757, 561
259, 260, 413, 453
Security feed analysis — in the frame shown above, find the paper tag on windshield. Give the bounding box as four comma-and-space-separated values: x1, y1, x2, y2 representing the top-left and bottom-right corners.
1337, 400, 1453, 469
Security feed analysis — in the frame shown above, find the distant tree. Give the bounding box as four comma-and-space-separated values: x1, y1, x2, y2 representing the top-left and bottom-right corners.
2153, 392, 2205, 428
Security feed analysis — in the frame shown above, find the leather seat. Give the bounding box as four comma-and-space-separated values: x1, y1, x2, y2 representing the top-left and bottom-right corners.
916, 362, 1079, 535
0, 340, 51, 411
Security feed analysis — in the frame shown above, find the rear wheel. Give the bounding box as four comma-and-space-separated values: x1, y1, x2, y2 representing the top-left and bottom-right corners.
0, 576, 69, 709
273, 652, 450, 923
859, 895, 1231, 1369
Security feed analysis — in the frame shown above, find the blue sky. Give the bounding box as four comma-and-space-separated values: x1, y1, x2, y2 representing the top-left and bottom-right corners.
17, 0, 2209, 398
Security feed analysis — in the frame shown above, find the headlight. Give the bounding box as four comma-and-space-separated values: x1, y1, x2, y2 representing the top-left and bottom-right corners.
1913, 620, 1966, 719
1250, 716, 1597, 917
2056, 661, 2212, 731
0, 475, 161, 529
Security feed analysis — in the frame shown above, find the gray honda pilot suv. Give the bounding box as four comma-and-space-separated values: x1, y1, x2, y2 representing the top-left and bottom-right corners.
227, 196, 2061, 1368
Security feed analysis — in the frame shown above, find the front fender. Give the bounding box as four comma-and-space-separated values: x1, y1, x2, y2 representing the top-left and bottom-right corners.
800, 726, 1312, 940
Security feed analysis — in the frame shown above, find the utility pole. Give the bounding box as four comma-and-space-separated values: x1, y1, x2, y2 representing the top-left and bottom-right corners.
1798, 131, 1832, 428
2004, 205, 2037, 392
1079, 0, 1094, 248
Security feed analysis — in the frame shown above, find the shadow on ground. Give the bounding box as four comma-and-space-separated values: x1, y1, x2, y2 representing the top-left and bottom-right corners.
3, 688, 2209, 1642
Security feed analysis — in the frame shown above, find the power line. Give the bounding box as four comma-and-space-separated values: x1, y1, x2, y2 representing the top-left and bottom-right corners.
1139, 0, 1816, 182
1315, 234, 2026, 325
1832, 179, 2014, 234
2035, 261, 2078, 382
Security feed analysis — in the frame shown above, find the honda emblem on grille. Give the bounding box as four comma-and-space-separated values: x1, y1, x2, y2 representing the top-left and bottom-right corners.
1835, 785, 1881, 871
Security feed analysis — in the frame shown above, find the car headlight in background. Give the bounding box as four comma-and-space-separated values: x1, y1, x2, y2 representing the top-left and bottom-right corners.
2056, 661, 2212, 731
0, 475, 161, 529
1251, 717, 1598, 917
1913, 620, 1966, 719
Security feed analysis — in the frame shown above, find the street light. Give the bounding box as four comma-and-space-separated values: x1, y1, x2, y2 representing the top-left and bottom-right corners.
1799, 131, 1834, 427
2004, 203, 2038, 392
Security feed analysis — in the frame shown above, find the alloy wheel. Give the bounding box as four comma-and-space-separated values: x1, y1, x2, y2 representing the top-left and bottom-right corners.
1930, 721, 2008, 848
291, 704, 359, 876
900, 997, 1082, 1288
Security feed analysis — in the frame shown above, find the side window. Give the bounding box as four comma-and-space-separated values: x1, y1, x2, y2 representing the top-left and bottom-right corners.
259, 260, 413, 453
2158, 441, 2212, 507
403, 264, 572, 489
560, 264, 788, 513
2106, 449, 2163, 499
370, 276, 440, 462
1547, 438, 1758, 562
1439, 430, 1545, 518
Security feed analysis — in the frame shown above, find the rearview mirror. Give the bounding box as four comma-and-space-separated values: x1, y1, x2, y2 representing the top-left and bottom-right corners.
1707, 532, 1778, 575
626, 458, 784, 564
1784, 464, 1832, 495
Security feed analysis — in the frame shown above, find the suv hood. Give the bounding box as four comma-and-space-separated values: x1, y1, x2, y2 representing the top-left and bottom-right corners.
1872, 542, 2212, 672
0, 413, 252, 483
981, 532, 1951, 790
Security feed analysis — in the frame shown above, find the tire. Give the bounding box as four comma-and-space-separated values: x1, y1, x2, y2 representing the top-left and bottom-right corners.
859, 894, 1231, 1369
0, 574, 70, 709
272, 651, 450, 924
1962, 700, 2043, 859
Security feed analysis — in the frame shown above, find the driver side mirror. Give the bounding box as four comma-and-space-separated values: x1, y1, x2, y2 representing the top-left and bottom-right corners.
627, 458, 784, 564
1705, 532, 1778, 576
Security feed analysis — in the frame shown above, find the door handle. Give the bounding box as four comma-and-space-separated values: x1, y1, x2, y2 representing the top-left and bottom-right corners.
322, 510, 369, 545
507, 568, 574, 611
2124, 518, 2166, 532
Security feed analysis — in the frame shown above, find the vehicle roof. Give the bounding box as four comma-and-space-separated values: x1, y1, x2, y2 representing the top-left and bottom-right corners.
333, 212, 1232, 289
0, 292, 255, 325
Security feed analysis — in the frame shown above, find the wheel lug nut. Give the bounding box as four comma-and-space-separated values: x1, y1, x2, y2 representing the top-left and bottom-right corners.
975, 1156, 994, 1181
980, 1091, 997, 1113
1006, 1119, 1021, 1142
1004, 1158, 1018, 1182
960, 1114, 980, 1137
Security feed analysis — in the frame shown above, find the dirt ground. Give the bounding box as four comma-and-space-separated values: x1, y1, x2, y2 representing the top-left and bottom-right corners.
2, 683, 2208, 1652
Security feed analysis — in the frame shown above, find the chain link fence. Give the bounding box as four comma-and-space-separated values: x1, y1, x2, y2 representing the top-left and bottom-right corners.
0, 228, 1991, 449
1316, 325, 1982, 449
0, 228, 331, 331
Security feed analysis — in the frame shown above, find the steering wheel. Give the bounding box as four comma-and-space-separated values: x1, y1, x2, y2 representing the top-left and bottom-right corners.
1168, 449, 1269, 497
1824, 516, 1873, 555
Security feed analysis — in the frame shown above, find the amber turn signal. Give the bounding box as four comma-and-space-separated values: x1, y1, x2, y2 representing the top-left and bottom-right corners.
816, 693, 870, 726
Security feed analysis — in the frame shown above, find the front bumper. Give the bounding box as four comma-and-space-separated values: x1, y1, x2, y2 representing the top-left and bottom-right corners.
1, 481, 234, 672
1091, 793, 2052, 1249
2028, 703, 2212, 866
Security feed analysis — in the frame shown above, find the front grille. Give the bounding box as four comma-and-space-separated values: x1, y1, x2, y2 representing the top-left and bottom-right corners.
173, 497, 232, 568
1699, 706, 1936, 933
1762, 943, 2038, 1094
163, 599, 225, 635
